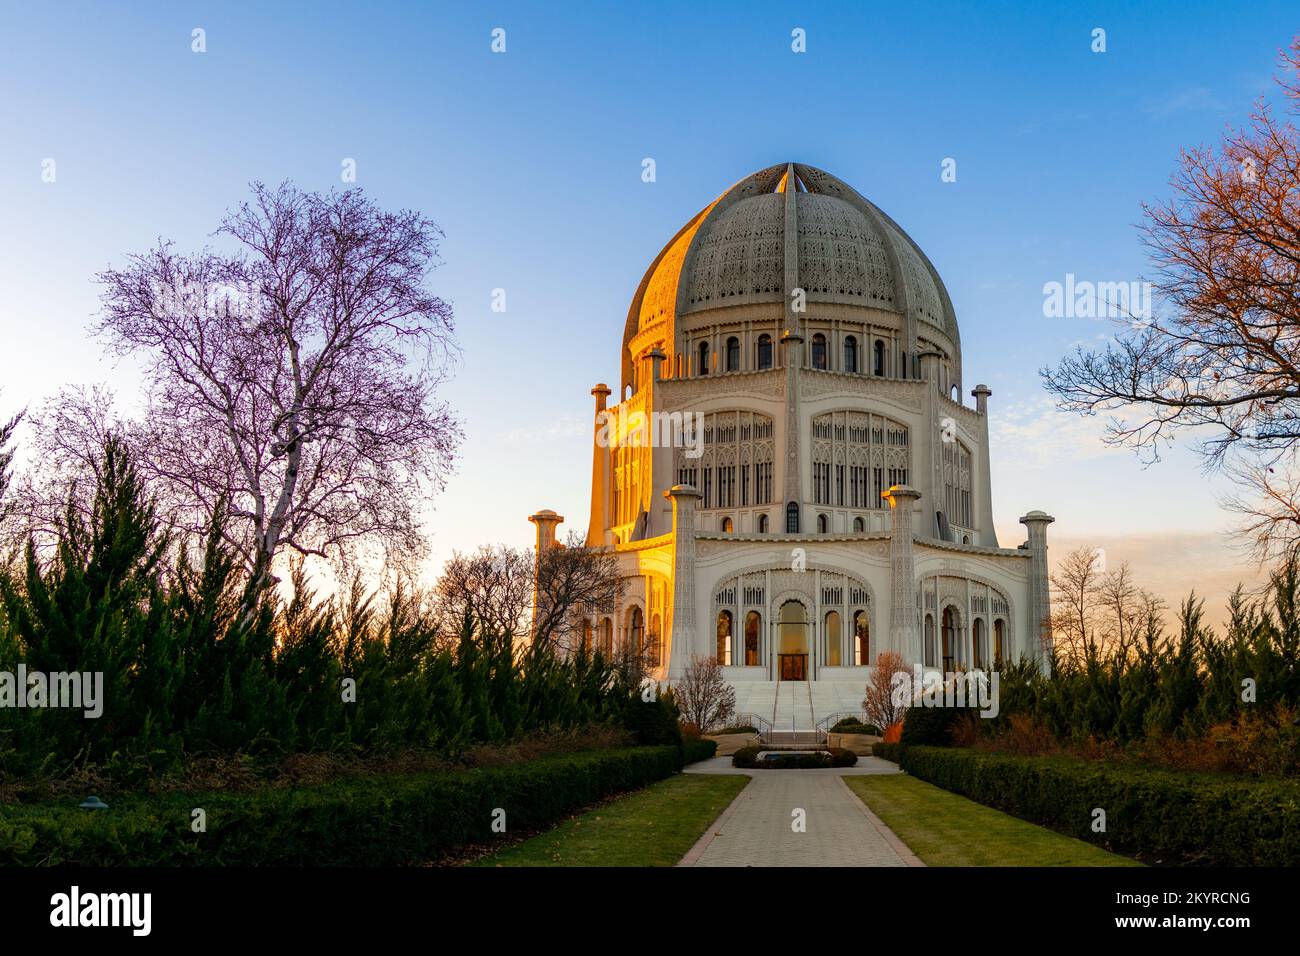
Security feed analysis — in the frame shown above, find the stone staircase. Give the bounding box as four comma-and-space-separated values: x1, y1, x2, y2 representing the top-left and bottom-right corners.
724, 680, 871, 740
773, 679, 815, 732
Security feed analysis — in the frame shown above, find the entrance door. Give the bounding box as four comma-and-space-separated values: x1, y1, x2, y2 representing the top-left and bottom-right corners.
777, 600, 808, 681
779, 653, 807, 680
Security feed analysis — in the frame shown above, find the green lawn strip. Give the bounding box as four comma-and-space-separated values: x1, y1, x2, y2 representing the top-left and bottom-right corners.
845, 774, 1141, 867
471, 773, 749, 867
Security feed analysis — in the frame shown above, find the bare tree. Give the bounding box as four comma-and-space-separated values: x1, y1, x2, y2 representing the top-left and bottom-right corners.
1050, 548, 1164, 665
531, 531, 625, 653
432, 544, 533, 644
1095, 561, 1143, 660
4, 385, 120, 552
76, 181, 458, 606
1042, 41, 1300, 560
0, 409, 19, 531
675, 655, 736, 733
863, 650, 910, 731
1050, 546, 1106, 666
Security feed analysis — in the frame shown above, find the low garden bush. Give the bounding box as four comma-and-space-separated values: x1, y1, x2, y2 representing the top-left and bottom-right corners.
897, 745, 1300, 865
830, 717, 880, 735
731, 747, 857, 769
709, 725, 759, 736
0, 745, 685, 866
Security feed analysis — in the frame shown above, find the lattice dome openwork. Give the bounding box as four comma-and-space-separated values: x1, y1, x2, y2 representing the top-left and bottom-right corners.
622, 162, 959, 385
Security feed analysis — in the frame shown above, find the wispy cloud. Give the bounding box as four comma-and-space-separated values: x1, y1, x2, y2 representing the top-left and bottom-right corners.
1138, 86, 1227, 119
498, 415, 587, 445
990, 397, 1120, 469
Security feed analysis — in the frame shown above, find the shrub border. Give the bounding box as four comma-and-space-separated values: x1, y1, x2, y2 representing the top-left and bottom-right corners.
897, 745, 1300, 866
0, 745, 686, 866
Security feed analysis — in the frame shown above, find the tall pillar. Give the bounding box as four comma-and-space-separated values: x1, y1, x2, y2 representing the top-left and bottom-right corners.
665, 485, 700, 679
647, 347, 666, 383
884, 486, 923, 665
780, 163, 803, 528
971, 384, 997, 548
781, 328, 804, 524
587, 385, 611, 546
528, 510, 564, 641
1019, 510, 1055, 667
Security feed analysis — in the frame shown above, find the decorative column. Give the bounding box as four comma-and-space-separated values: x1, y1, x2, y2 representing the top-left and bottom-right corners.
587, 385, 611, 546
971, 384, 996, 547
780, 163, 803, 527
884, 486, 923, 665
1019, 510, 1055, 668
647, 347, 666, 383
665, 485, 700, 680
528, 510, 564, 641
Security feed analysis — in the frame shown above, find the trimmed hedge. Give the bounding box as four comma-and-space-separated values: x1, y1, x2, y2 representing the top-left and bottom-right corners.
0, 745, 684, 866
872, 742, 901, 763
898, 746, 1300, 866
683, 738, 718, 763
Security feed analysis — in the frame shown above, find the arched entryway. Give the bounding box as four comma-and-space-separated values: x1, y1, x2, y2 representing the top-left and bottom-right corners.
778, 599, 809, 680
941, 606, 960, 671
744, 610, 761, 665
972, 617, 987, 669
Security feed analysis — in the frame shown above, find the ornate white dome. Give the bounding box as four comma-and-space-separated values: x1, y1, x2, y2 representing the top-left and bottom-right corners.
622, 163, 958, 384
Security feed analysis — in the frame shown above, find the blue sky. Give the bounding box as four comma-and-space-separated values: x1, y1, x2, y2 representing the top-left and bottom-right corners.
1, 1, 1296, 621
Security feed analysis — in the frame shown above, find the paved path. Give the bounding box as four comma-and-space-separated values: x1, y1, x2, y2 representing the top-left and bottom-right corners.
679, 758, 924, 867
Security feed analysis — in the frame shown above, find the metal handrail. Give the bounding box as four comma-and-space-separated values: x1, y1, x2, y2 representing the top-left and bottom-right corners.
814, 710, 876, 735
733, 712, 773, 742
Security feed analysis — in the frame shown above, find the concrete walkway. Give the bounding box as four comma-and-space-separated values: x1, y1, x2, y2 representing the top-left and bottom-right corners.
679, 757, 924, 867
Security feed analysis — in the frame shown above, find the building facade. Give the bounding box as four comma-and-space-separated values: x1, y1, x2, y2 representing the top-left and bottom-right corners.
531, 163, 1053, 722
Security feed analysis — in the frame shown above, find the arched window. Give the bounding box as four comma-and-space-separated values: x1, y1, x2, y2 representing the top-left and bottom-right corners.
817, 513, 828, 533
972, 618, 986, 669
726, 336, 740, 371
720, 516, 733, 533
785, 501, 800, 533
873, 340, 885, 376
853, 516, 865, 532
941, 607, 958, 671
924, 613, 936, 668
629, 606, 644, 657
599, 617, 613, 656
854, 610, 870, 665
899, 352, 907, 378
811, 333, 827, 370
825, 611, 842, 667
744, 611, 761, 665
582, 620, 593, 654
758, 513, 769, 533
757, 334, 773, 370
649, 613, 663, 666
844, 335, 858, 373
950, 384, 959, 402
717, 610, 733, 666
698, 341, 710, 376
994, 619, 1006, 666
